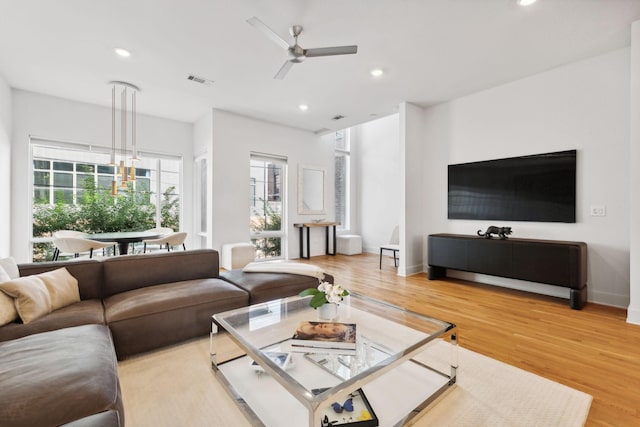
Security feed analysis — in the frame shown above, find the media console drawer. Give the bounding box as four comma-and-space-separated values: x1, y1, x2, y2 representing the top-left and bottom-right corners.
427, 234, 587, 309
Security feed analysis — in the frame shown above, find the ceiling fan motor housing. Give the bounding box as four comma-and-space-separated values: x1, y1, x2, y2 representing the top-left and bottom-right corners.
288, 45, 306, 62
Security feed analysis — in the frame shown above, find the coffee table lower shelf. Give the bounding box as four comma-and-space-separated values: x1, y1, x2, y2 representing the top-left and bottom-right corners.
213, 350, 455, 427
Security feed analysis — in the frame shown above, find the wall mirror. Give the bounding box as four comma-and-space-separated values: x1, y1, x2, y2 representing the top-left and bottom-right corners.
298, 165, 325, 214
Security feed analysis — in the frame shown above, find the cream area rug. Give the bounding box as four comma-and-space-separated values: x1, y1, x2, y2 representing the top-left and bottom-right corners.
118, 338, 592, 427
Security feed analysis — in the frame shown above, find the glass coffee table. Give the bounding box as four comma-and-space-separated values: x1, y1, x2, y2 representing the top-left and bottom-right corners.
211, 293, 457, 427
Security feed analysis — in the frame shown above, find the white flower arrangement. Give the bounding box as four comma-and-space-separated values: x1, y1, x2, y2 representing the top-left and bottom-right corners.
299, 281, 349, 309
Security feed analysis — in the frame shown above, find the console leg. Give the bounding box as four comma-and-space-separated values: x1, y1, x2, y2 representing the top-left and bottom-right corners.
570, 286, 587, 310
428, 266, 446, 280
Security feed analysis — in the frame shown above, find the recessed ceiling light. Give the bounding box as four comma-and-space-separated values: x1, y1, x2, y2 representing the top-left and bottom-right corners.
517, 0, 537, 6
298, 104, 309, 111
114, 47, 131, 58
370, 68, 384, 77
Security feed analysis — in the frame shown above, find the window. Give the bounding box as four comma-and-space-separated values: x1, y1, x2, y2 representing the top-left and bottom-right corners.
335, 129, 350, 229
250, 154, 287, 260
194, 155, 209, 248
30, 140, 182, 261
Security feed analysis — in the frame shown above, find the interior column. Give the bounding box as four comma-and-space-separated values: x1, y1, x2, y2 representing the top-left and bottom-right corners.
628, 20, 640, 325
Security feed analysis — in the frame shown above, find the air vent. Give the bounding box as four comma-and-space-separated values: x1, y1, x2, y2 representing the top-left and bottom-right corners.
332, 115, 345, 121
187, 74, 214, 85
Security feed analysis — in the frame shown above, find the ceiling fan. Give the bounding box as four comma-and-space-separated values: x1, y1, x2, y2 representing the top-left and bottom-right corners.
247, 16, 358, 80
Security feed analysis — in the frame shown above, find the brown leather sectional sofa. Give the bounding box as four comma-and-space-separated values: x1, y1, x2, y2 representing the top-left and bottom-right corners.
0, 249, 329, 427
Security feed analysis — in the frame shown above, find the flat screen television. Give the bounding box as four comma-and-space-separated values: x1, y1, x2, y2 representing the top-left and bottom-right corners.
448, 150, 576, 223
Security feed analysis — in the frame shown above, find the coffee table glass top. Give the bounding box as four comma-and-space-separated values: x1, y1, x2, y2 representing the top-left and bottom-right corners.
212, 293, 456, 426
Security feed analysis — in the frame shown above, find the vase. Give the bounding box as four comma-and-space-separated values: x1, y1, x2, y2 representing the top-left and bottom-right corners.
317, 303, 338, 321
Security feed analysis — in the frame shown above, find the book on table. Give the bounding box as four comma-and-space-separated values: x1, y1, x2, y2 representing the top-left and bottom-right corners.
313, 387, 379, 427
290, 320, 357, 353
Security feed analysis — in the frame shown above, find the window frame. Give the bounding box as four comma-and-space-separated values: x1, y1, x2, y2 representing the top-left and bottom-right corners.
334, 129, 351, 230
249, 153, 288, 260
29, 137, 183, 261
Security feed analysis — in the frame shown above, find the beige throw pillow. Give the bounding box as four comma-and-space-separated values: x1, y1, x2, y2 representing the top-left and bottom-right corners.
0, 266, 19, 326
0, 275, 52, 324
38, 267, 80, 310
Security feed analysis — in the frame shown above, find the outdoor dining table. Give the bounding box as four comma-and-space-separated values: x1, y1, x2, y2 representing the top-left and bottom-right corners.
89, 231, 162, 255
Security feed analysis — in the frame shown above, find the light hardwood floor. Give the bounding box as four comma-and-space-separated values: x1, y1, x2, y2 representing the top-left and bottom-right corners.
297, 252, 640, 427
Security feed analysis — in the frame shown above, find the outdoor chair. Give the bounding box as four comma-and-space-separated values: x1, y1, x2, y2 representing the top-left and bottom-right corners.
143, 231, 187, 253
52, 230, 89, 260
131, 227, 174, 253
53, 237, 118, 261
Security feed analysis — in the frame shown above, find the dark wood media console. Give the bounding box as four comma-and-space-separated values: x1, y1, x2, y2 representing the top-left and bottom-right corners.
427, 233, 588, 309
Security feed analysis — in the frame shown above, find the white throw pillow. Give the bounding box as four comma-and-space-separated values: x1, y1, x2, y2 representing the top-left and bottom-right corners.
0, 257, 19, 279
0, 266, 19, 326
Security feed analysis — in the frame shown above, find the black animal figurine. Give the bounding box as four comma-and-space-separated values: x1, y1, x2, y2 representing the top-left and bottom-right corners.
477, 226, 512, 239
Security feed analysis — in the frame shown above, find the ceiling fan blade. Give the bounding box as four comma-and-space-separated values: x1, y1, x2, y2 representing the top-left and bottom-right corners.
274, 61, 294, 79
246, 16, 290, 50
305, 45, 358, 58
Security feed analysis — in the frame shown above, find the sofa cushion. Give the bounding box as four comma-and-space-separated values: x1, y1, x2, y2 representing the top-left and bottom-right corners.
104, 277, 249, 358
104, 278, 247, 323
38, 267, 81, 311
0, 299, 105, 343
102, 249, 220, 296
0, 266, 18, 326
19, 259, 103, 300
0, 324, 123, 427
0, 275, 52, 324
221, 269, 334, 304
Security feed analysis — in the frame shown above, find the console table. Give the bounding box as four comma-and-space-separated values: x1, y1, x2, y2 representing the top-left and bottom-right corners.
293, 222, 338, 259
427, 233, 588, 309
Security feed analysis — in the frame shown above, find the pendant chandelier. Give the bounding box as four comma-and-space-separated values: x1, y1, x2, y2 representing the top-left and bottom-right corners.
109, 81, 140, 196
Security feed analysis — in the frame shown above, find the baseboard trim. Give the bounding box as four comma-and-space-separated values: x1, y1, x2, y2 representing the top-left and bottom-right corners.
627, 306, 640, 325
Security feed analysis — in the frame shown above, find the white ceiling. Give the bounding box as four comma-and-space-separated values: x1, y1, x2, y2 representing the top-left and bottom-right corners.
1, 0, 640, 133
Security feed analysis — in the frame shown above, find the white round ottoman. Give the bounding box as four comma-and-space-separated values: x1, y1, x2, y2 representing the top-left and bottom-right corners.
221, 242, 256, 270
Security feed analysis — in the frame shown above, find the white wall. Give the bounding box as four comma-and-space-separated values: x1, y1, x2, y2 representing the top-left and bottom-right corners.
628, 21, 640, 324
10, 90, 194, 262
0, 74, 11, 257
354, 114, 400, 254
421, 48, 631, 307
400, 103, 425, 276
209, 110, 334, 259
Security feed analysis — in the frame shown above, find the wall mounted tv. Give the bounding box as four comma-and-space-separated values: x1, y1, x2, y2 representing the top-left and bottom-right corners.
448, 149, 576, 223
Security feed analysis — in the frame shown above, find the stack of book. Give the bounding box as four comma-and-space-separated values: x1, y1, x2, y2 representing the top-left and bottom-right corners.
290, 320, 357, 354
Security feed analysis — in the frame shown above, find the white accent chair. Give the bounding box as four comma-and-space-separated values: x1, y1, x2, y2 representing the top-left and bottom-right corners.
53, 230, 87, 238
132, 227, 174, 253
53, 237, 118, 261
142, 231, 187, 253
379, 225, 400, 269
52, 230, 90, 260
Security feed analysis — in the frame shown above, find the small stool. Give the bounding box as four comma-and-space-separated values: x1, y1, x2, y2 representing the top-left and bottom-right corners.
336, 234, 362, 255
221, 242, 255, 270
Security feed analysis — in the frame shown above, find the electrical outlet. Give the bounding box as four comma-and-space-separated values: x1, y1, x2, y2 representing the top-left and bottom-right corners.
590, 205, 606, 217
